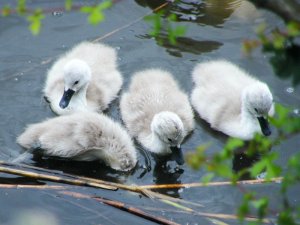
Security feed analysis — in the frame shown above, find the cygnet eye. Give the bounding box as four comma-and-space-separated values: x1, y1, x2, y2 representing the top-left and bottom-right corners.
74, 80, 79, 85
254, 108, 258, 113
167, 138, 172, 142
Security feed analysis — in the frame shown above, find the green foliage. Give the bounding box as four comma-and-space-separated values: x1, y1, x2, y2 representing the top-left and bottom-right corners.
144, 10, 187, 45
187, 103, 300, 224
278, 209, 298, 225
65, 0, 73, 11
166, 14, 187, 45
243, 21, 300, 54
27, 9, 45, 35
237, 192, 253, 221
144, 12, 163, 37
2, 0, 112, 35
1, 5, 11, 17
80, 0, 112, 25
17, 0, 27, 15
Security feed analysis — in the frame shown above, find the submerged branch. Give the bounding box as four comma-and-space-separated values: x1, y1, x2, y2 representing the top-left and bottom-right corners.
0, 184, 66, 189
141, 206, 273, 224
0, 161, 201, 208
61, 191, 180, 225
0, 164, 117, 191
139, 177, 283, 189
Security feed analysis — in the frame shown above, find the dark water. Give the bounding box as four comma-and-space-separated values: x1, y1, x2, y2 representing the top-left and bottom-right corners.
0, 0, 299, 224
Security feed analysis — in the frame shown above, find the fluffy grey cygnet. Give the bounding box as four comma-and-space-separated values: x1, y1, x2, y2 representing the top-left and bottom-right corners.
120, 68, 195, 164
17, 112, 137, 171
44, 41, 123, 115
191, 59, 274, 140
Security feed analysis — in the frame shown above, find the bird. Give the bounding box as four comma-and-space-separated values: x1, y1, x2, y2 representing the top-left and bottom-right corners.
43, 41, 123, 115
17, 112, 137, 171
120, 68, 195, 165
191, 59, 274, 140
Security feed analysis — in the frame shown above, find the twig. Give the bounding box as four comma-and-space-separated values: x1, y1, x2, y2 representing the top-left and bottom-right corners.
0, 184, 66, 189
139, 177, 283, 189
92, 2, 169, 42
0, 165, 117, 191
61, 191, 180, 225
0, 161, 202, 208
141, 206, 273, 224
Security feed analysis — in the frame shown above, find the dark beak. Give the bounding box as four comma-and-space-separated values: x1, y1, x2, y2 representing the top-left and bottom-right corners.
59, 89, 75, 109
170, 146, 184, 165
257, 116, 271, 136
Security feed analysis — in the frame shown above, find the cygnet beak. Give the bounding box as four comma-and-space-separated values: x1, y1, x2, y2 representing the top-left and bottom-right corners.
170, 145, 184, 165
257, 116, 271, 136
59, 89, 75, 109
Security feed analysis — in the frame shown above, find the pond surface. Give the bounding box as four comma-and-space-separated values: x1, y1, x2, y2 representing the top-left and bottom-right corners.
0, 0, 299, 224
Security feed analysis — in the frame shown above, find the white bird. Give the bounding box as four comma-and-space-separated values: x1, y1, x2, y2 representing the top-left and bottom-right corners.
17, 112, 137, 171
43, 41, 123, 115
191, 60, 274, 140
120, 69, 195, 165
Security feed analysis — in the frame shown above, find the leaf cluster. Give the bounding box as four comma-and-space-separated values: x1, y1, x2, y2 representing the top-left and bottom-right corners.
187, 104, 300, 224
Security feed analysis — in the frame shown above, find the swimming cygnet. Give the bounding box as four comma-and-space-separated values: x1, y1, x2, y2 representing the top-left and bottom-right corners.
43, 41, 123, 115
191, 59, 274, 140
17, 112, 137, 171
120, 69, 195, 165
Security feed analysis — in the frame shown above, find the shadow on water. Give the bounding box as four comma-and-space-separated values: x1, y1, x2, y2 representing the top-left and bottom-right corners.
152, 155, 184, 198
135, 0, 242, 27
138, 33, 223, 57
31, 156, 133, 184
268, 44, 300, 86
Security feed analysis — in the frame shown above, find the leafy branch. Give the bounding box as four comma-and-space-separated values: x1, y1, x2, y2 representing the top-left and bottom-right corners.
1, 0, 113, 35
187, 104, 300, 224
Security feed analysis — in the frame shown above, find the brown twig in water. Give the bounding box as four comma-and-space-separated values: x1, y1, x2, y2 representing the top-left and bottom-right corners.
61, 191, 180, 225
139, 177, 283, 189
0, 165, 117, 191
92, 2, 169, 42
140, 206, 272, 224
0, 184, 66, 189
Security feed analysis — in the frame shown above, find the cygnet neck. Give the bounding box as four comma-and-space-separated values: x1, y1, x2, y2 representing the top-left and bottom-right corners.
68, 84, 89, 112
239, 88, 260, 139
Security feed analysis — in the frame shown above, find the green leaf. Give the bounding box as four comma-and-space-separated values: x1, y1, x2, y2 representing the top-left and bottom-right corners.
65, 0, 72, 11
237, 193, 254, 221
201, 173, 214, 184
173, 25, 186, 36
17, 0, 27, 14
272, 32, 286, 49
278, 209, 297, 225
80, 0, 112, 25
252, 197, 268, 219
250, 159, 266, 177
27, 9, 45, 35
1, 5, 11, 16
225, 138, 244, 151
144, 13, 162, 37
98, 0, 112, 10
287, 21, 300, 37
186, 144, 209, 170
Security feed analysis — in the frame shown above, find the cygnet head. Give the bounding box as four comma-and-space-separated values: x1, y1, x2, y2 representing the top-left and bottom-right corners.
151, 111, 185, 165
243, 82, 273, 136
59, 59, 92, 109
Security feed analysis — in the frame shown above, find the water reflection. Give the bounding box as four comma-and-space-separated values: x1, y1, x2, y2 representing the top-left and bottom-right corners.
138, 33, 222, 57
153, 156, 184, 198
232, 151, 261, 180
135, 0, 242, 27
269, 44, 300, 86
32, 157, 132, 184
